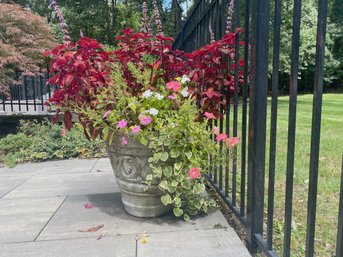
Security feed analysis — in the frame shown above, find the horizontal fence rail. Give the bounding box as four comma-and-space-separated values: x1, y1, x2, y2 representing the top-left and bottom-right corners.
174, 0, 343, 256
0, 73, 57, 116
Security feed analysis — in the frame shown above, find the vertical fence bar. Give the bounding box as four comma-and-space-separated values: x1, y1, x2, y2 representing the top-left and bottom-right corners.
267, 0, 282, 250
9, 86, 14, 112
40, 75, 44, 111
215, 0, 220, 39
16, 72, 21, 112
305, 0, 328, 256
232, 0, 240, 207
246, 0, 270, 252
214, 119, 218, 184
220, 0, 225, 38
24, 76, 29, 111
240, 0, 250, 217
219, 106, 224, 191
336, 156, 343, 257
17, 85, 21, 112
225, 17, 231, 198
32, 76, 37, 111
283, 0, 302, 255
209, 121, 214, 179
1, 93, 5, 112
48, 75, 52, 99
225, 76, 231, 198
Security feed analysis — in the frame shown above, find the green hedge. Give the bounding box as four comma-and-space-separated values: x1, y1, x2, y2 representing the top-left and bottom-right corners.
0, 119, 107, 168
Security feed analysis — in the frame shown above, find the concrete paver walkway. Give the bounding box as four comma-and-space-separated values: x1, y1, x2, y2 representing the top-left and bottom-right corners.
0, 158, 251, 257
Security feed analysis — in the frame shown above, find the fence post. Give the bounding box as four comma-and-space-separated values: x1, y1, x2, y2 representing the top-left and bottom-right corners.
336, 156, 343, 257
246, 0, 270, 253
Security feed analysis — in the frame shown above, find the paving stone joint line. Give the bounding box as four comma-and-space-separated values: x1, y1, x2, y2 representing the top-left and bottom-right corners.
89, 158, 100, 173
33, 196, 68, 242
0, 176, 33, 200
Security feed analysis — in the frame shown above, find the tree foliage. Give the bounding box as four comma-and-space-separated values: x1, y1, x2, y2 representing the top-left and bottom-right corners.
268, 0, 341, 91
0, 2, 56, 93
329, 0, 343, 84
10, 0, 183, 43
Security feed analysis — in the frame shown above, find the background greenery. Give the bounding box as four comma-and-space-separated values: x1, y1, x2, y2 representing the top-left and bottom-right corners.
7, 0, 184, 43
3, 0, 342, 90
228, 93, 342, 256
0, 119, 107, 168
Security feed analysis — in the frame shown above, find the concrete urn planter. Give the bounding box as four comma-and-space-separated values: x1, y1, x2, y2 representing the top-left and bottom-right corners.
107, 135, 171, 217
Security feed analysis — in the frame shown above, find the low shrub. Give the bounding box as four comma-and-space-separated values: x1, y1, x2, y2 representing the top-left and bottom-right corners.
0, 119, 107, 168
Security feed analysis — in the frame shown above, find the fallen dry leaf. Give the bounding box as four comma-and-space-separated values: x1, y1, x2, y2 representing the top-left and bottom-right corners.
83, 203, 94, 209
78, 224, 104, 233
138, 231, 149, 244
212, 223, 227, 229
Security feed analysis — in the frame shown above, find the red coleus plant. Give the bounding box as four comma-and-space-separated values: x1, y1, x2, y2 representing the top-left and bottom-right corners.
184, 28, 245, 117
45, 37, 112, 129
46, 28, 244, 130
111, 28, 187, 95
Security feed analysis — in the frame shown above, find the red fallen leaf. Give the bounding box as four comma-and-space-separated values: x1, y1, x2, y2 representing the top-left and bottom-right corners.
78, 224, 104, 233
83, 203, 94, 209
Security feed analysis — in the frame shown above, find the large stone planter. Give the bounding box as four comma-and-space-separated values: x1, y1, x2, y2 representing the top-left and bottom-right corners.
107, 135, 171, 217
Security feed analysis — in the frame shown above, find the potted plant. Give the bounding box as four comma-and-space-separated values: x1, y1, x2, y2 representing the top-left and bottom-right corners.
45, 1, 241, 220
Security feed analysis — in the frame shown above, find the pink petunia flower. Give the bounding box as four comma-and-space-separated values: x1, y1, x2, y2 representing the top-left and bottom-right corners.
188, 167, 201, 179
224, 137, 240, 147
117, 119, 128, 128
131, 126, 141, 134
216, 133, 228, 142
103, 110, 111, 119
204, 112, 216, 120
140, 115, 153, 125
168, 94, 176, 99
60, 128, 67, 137
212, 126, 219, 135
121, 136, 128, 146
166, 81, 181, 92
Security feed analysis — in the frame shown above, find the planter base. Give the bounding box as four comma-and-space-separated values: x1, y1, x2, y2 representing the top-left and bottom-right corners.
108, 135, 171, 218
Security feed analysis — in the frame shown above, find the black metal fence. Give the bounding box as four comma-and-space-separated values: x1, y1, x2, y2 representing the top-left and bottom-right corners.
174, 0, 343, 256
0, 72, 57, 115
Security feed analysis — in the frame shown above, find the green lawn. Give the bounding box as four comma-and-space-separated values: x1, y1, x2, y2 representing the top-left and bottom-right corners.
225, 93, 342, 256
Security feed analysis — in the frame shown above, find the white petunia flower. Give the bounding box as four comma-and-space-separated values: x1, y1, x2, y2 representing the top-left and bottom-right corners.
142, 89, 153, 98
154, 93, 164, 100
181, 75, 190, 84
181, 87, 189, 97
148, 108, 159, 116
